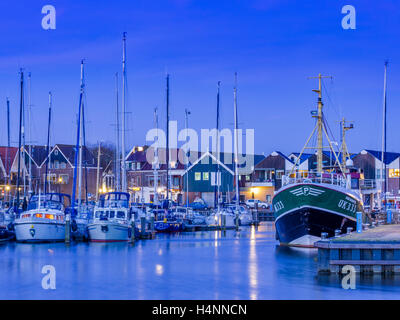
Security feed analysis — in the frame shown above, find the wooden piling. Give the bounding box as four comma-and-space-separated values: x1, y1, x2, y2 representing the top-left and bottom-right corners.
65, 214, 70, 244
130, 220, 135, 244
141, 216, 146, 236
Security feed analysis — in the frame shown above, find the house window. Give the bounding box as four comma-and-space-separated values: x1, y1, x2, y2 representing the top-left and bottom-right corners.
211, 172, 221, 186
246, 175, 250, 181
276, 170, 284, 179
54, 149, 59, 156
376, 169, 380, 179
58, 174, 69, 184
60, 162, 66, 169
203, 172, 209, 180
389, 169, 400, 178
137, 162, 141, 170
195, 172, 201, 181
54, 161, 59, 169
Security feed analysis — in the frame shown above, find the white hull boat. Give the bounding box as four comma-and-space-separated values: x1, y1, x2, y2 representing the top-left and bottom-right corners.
87, 222, 131, 242
14, 193, 70, 243
88, 192, 133, 243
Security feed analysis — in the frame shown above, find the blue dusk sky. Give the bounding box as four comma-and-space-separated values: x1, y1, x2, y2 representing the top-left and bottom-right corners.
0, 0, 399, 156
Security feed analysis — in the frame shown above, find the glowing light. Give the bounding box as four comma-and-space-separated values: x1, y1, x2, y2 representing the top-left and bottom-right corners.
5, 185, 10, 191
155, 264, 164, 276
250, 187, 259, 195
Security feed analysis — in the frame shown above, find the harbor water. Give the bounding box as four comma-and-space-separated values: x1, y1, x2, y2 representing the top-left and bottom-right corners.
1, 222, 400, 300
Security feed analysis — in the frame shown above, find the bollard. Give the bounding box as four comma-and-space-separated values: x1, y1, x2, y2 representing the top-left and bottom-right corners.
387, 209, 392, 224
334, 229, 341, 237
141, 216, 146, 236
356, 211, 362, 233
346, 227, 353, 234
235, 211, 239, 231
131, 220, 135, 244
321, 232, 328, 240
65, 214, 70, 244
150, 216, 155, 231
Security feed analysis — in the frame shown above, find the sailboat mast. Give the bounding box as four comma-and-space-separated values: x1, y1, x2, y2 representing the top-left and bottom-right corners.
6, 98, 10, 201
166, 74, 170, 201
95, 141, 101, 201
44, 92, 52, 194
22, 76, 26, 198
71, 60, 84, 211
381, 61, 388, 209
185, 108, 190, 208
27, 73, 32, 195
115, 72, 120, 192
233, 73, 240, 211
216, 81, 221, 211
16, 70, 24, 211
154, 107, 159, 206
78, 85, 84, 206
121, 32, 127, 193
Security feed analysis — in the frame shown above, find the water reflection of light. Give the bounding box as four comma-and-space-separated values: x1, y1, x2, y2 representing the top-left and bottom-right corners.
214, 230, 218, 248
155, 264, 164, 276
158, 248, 163, 256
249, 226, 258, 300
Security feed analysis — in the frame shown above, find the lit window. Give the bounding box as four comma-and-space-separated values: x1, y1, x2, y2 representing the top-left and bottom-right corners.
203, 172, 209, 180
195, 172, 201, 181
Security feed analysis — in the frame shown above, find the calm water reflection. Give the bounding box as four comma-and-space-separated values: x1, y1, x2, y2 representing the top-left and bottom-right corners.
1, 222, 400, 299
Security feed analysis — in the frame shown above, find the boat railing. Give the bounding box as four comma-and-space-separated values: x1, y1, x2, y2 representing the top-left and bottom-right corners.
282, 174, 346, 188
359, 179, 377, 190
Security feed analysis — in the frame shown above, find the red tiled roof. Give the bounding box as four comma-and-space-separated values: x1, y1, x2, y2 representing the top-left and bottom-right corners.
0, 146, 18, 174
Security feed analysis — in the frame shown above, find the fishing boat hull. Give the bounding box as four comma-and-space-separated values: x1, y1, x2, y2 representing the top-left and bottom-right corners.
14, 221, 65, 242
87, 222, 131, 242
273, 183, 362, 248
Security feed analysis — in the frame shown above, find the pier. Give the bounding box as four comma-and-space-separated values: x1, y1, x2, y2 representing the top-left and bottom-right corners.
315, 224, 400, 274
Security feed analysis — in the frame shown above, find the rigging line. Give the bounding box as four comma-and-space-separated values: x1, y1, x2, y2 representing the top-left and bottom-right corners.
321, 79, 341, 119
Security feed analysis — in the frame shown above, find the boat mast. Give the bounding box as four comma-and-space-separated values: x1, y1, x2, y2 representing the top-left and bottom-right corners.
216, 81, 221, 211
153, 107, 159, 206
309, 73, 331, 173
22, 76, 26, 199
121, 32, 127, 193
340, 118, 353, 169
289, 74, 345, 179
166, 74, 170, 201
381, 61, 388, 210
233, 73, 240, 212
44, 92, 52, 194
78, 77, 84, 207
185, 108, 190, 208
95, 141, 101, 201
16, 70, 24, 211
6, 98, 10, 202
71, 60, 84, 212
27, 73, 32, 196
115, 72, 120, 192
